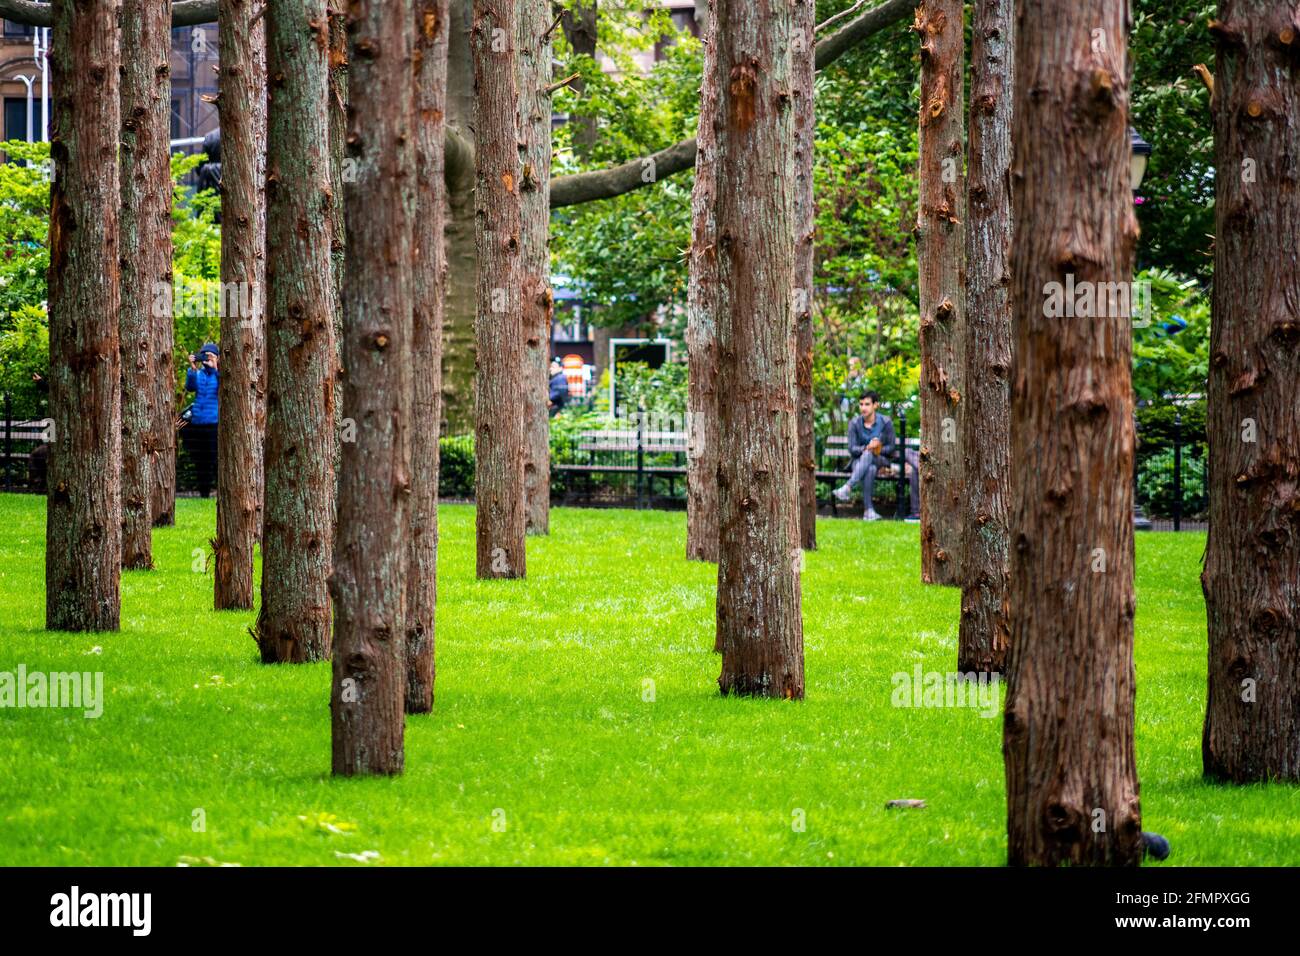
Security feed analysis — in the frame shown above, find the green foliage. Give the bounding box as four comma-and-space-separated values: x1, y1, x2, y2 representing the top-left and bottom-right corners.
1131, 1, 1216, 283
438, 435, 476, 500
1131, 267, 1210, 401
549, 27, 700, 327
0, 305, 48, 417
609, 360, 686, 419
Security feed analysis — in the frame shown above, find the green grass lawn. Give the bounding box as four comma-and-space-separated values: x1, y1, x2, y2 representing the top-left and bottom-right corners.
0, 492, 1295, 866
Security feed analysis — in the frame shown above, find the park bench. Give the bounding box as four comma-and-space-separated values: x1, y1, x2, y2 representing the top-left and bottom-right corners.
554, 427, 688, 507
0, 417, 53, 491
816, 430, 919, 519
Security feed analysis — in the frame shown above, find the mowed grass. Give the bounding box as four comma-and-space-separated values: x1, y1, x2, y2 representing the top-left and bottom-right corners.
0, 492, 1296, 866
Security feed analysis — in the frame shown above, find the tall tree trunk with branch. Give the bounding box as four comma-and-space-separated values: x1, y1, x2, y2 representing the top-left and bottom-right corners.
1003, 0, 1142, 866
330, 0, 415, 776
521, 0, 554, 536
119, 0, 170, 572
686, 0, 719, 565
46, 0, 121, 631
956, 0, 1012, 673
256, 0, 337, 663
214, 0, 267, 610
558, 0, 598, 157
472, 0, 527, 580
1202, 0, 1300, 783
406, 0, 450, 715
914, 0, 965, 586
714, 0, 804, 699
793, 0, 816, 551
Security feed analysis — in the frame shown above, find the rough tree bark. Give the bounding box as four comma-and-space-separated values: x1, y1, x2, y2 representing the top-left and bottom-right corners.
714, 0, 803, 699
1003, 0, 1142, 866
914, 0, 965, 586
327, 7, 347, 507
685, 0, 719, 565
406, 0, 450, 715
1202, 0, 1300, 782
330, 0, 415, 776
521, 0, 554, 536
46, 0, 121, 631
956, 0, 1012, 673
472, 0, 527, 580
214, 0, 267, 610
119, 0, 171, 571
793, 0, 816, 551
255, 0, 337, 663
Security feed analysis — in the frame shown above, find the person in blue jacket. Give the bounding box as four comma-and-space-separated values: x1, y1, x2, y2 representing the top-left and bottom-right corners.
548, 359, 569, 417
182, 342, 220, 497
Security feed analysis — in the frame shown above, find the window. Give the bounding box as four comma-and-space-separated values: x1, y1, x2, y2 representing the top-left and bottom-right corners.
4, 21, 35, 38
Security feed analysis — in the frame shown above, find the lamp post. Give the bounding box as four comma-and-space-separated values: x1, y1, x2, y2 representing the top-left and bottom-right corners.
1130, 126, 1153, 531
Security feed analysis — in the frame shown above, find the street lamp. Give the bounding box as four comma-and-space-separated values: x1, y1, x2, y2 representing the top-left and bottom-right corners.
1129, 126, 1152, 193
1130, 125, 1154, 530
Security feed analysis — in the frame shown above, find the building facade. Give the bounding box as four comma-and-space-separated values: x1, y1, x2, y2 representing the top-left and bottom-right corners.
0, 21, 219, 151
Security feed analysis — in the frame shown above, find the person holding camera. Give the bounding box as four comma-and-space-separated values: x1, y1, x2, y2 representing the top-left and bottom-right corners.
182, 343, 220, 498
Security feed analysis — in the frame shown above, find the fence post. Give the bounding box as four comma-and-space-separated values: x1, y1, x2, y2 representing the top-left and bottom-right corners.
635, 403, 645, 510
895, 406, 909, 519
1173, 410, 1182, 532
3, 393, 11, 492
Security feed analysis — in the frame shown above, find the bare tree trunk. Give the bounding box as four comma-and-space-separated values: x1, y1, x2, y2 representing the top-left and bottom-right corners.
1202, 0, 1300, 783
46, 0, 121, 631
557, 0, 597, 157
119, 0, 170, 572
1003, 0, 1142, 866
407, 0, 450, 715
914, 0, 964, 586
714, 0, 803, 699
686, 0, 719, 565
521, 0, 554, 536
793, 0, 816, 551
443, 0, 478, 436
472, 0, 526, 580
256, 0, 336, 663
328, 6, 347, 514
956, 0, 1012, 673
330, 0, 415, 776
214, 0, 267, 610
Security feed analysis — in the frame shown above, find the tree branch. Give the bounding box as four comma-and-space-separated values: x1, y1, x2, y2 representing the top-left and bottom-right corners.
0, 0, 219, 28
547, 0, 912, 208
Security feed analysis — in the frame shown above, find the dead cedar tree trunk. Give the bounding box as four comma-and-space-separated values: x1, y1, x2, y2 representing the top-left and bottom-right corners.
521, 0, 554, 536
1202, 0, 1300, 783
406, 0, 450, 714
214, 0, 268, 610
1002, 0, 1143, 866
713, 0, 804, 699
119, 0, 171, 572
256, 0, 337, 663
956, 0, 1013, 673
472, 0, 527, 581
330, 0, 416, 776
46, 0, 122, 632
793, 0, 816, 551
914, 0, 965, 586
686, 0, 720, 565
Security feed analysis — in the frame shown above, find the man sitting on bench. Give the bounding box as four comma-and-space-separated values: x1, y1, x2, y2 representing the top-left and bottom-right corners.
832, 390, 920, 521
